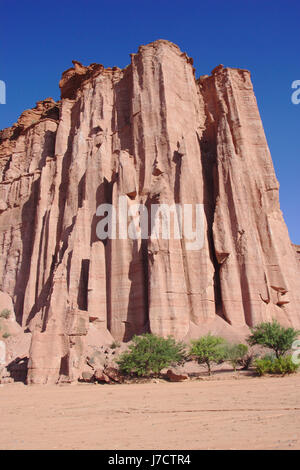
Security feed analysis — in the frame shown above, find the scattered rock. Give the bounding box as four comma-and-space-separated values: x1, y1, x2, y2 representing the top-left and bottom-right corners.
81, 370, 94, 383
0, 365, 13, 384
94, 368, 110, 383
165, 369, 189, 382
104, 367, 123, 383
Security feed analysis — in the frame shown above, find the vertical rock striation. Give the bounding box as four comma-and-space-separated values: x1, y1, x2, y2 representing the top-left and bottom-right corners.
0, 40, 299, 383
200, 66, 300, 329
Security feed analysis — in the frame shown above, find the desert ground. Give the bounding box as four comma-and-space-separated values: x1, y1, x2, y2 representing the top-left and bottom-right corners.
0, 374, 299, 450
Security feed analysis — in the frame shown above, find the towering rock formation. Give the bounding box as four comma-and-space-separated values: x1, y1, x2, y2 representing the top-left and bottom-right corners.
0, 40, 299, 383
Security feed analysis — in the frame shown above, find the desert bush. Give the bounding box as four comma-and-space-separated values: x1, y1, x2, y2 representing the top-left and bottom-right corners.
224, 343, 248, 371
271, 355, 299, 375
2, 332, 10, 339
117, 333, 186, 377
110, 341, 121, 349
247, 319, 299, 358
189, 334, 227, 375
254, 354, 299, 376
254, 355, 275, 376
0, 309, 10, 319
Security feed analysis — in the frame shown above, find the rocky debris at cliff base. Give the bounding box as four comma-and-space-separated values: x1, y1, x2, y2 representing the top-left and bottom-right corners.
104, 367, 123, 383
81, 370, 94, 383
80, 366, 124, 384
80, 341, 130, 383
3, 326, 31, 383
0, 366, 13, 384
0, 294, 32, 384
94, 368, 110, 383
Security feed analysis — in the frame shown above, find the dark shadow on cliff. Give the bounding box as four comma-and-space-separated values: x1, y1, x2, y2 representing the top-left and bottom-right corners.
90, 177, 113, 332
77, 259, 90, 311
24, 100, 81, 328
38, 130, 57, 170
7, 356, 28, 383
123, 228, 150, 342
14, 178, 40, 325
112, 67, 134, 155
13, 130, 57, 325
13, 103, 79, 326
197, 124, 224, 318
25, 216, 76, 330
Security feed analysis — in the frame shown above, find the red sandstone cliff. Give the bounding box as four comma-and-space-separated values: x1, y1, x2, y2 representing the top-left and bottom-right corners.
0, 40, 299, 383
293, 244, 300, 264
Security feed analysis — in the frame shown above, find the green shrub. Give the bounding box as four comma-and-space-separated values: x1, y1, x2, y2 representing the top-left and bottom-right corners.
272, 355, 299, 375
263, 353, 277, 361
224, 343, 248, 372
110, 341, 121, 350
0, 309, 11, 319
254, 356, 275, 376
189, 334, 227, 375
2, 332, 10, 339
254, 354, 299, 376
247, 319, 299, 358
117, 333, 186, 377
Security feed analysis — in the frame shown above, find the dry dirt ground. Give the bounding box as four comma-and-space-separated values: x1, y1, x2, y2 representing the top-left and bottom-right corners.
0, 374, 299, 450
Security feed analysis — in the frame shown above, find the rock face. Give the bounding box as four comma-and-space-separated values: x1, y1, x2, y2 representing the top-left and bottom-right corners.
293, 244, 300, 264
0, 340, 5, 366
0, 40, 299, 384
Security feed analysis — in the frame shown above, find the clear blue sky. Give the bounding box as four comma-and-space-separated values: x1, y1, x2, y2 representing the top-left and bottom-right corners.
1, 0, 299, 242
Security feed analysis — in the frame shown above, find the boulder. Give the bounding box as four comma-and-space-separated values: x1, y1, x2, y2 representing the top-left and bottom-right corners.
165, 369, 189, 382
104, 366, 123, 383
94, 368, 110, 383
81, 370, 94, 383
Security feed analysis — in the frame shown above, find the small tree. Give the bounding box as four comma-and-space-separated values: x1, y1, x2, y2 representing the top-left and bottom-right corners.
189, 334, 227, 376
117, 333, 186, 377
224, 343, 248, 372
247, 319, 299, 359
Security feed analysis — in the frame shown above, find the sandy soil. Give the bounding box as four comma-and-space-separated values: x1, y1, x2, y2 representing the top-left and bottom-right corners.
0, 374, 299, 450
